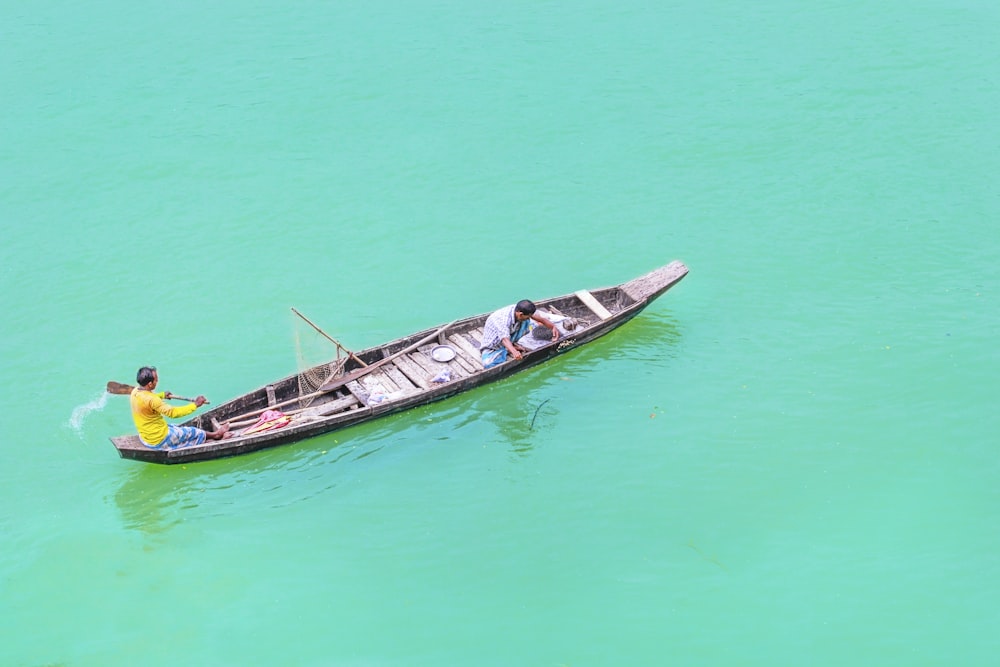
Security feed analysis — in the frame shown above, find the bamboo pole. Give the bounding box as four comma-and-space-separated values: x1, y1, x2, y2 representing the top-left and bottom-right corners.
291, 307, 368, 368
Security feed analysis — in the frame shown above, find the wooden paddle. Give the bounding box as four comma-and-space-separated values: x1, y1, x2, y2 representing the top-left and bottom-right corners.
106, 381, 208, 404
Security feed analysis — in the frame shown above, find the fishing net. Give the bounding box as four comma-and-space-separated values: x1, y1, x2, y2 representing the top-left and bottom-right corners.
293, 315, 348, 407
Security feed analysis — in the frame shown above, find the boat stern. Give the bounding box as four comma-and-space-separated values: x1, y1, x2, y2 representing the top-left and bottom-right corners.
110, 434, 168, 463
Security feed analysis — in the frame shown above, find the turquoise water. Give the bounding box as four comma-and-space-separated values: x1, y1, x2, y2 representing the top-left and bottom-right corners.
2, 1, 998, 664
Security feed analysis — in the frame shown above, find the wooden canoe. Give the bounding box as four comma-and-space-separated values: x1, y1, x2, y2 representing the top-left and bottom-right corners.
110, 260, 688, 464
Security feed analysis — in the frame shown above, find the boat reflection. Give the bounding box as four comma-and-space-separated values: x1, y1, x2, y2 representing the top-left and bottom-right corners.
112, 441, 349, 536
112, 309, 683, 534
476, 309, 682, 456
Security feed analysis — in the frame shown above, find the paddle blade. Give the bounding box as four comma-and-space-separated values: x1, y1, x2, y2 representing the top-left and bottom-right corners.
106, 381, 134, 395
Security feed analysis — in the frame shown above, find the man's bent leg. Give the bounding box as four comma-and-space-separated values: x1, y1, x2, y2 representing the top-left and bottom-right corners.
163, 424, 207, 449
481, 348, 508, 369
205, 422, 231, 440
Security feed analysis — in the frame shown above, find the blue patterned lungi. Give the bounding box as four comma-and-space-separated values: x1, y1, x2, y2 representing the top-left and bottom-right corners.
144, 424, 207, 449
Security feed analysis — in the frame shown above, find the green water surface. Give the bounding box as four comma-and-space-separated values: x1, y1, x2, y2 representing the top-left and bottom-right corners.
2, 1, 998, 665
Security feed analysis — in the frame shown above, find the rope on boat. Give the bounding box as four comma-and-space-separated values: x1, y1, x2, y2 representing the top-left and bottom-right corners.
529, 398, 551, 430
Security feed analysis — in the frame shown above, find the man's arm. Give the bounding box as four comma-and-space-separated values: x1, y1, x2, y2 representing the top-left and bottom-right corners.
502, 337, 523, 360
151, 394, 200, 419
532, 314, 560, 341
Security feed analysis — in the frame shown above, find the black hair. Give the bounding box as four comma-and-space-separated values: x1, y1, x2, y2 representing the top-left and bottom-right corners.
515, 299, 536, 316
136, 366, 157, 386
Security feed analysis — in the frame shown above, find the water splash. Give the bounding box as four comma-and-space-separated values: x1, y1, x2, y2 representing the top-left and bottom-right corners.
69, 391, 110, 434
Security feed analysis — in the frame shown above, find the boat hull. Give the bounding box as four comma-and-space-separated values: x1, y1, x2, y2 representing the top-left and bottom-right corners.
110, 260, 687, 464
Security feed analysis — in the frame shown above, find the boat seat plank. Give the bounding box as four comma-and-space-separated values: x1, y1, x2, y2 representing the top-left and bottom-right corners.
448, 333, 484, 369
574, 290, 613, 320
391, 355, 432, 389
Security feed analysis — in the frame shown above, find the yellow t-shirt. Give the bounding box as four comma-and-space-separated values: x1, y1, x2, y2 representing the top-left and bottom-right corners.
130, 388, 198, 445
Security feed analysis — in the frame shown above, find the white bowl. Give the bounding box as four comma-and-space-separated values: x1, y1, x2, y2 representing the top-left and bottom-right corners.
430, 345, 456, 362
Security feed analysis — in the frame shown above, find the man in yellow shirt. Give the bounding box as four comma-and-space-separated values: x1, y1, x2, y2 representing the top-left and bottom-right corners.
130, 366, 229, 448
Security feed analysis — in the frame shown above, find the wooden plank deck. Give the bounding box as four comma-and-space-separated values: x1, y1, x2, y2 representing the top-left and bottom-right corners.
359, 371, 398, 394
391, 354, 433, 389
382, 363, 418, 391
344, 380, 369, 404
301, 394, 361, 418
410, 349, 469, 380
417, 343, 476, 376
448, 333, 483, 369
449, 354, 477, 375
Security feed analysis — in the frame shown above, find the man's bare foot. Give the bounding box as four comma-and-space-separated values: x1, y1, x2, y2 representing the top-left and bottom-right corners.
208, 422, 231, 440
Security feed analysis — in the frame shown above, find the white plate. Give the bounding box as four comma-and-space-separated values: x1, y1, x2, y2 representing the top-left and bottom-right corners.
430, 345, 456, 362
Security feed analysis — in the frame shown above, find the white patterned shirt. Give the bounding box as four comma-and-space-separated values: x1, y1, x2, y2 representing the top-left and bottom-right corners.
480, 305, 518, 351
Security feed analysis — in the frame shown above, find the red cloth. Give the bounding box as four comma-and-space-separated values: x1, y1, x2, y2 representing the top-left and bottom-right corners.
241, 409, 292, 436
